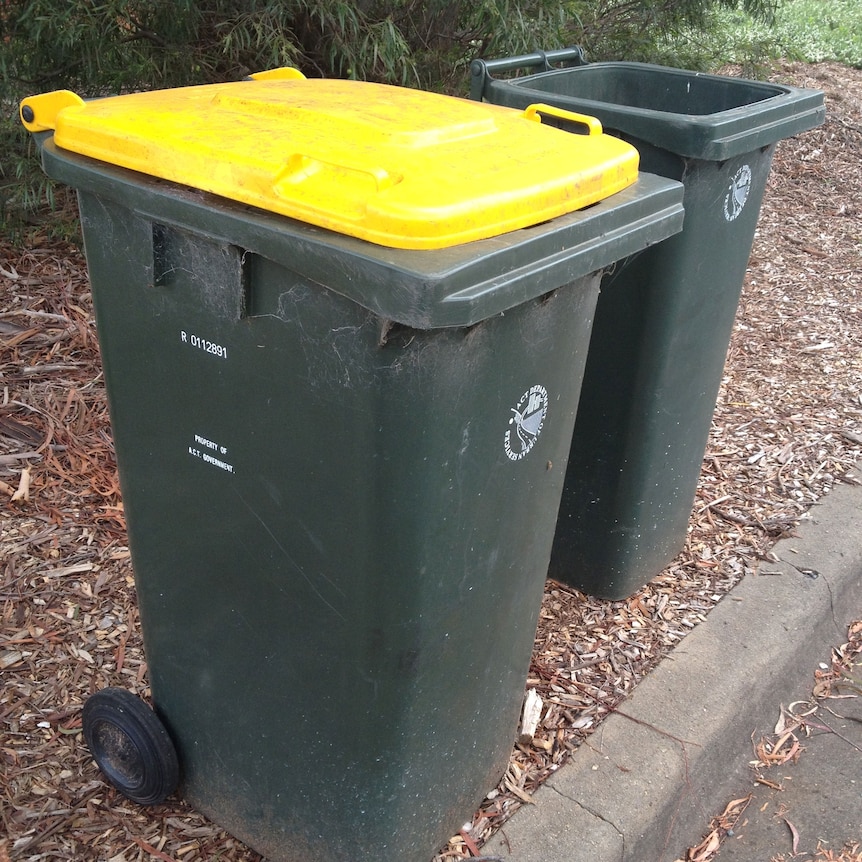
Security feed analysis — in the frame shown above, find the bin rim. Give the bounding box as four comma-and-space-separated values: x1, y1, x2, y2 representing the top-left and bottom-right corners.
38, 137, 684, 330
471, 54, 826, 161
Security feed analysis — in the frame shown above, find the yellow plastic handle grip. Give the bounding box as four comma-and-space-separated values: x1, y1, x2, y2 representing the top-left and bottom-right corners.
247, 67, 307, 81
277, 153, 400, 193
20, 90, 85, 133
523, 103, 603, 136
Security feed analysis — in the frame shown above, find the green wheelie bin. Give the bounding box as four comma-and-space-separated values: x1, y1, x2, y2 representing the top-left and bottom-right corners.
471, 49, 825, 599
21, 73, 683, 862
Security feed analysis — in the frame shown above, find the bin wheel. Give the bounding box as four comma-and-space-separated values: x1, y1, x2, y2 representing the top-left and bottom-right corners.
82, 687, 179, 805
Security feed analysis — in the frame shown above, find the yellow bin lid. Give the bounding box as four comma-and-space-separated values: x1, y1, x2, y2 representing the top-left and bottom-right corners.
21, 72, 639, 250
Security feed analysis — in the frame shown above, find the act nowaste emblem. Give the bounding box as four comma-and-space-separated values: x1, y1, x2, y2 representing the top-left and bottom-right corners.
505, 385, 548, 461
724, 164, 752, 222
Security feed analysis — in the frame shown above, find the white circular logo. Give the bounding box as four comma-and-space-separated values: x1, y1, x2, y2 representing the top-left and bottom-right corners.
505, 385, 548, 461
724, 165, 752, 222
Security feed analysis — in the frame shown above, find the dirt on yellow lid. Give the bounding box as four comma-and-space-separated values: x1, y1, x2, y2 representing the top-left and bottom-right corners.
21, 72, 639, 249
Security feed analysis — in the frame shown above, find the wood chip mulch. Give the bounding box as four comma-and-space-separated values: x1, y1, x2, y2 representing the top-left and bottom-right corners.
2, 61, 860, 862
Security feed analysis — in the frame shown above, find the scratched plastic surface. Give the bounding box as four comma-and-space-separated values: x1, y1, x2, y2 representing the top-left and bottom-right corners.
26, 120, 684, 861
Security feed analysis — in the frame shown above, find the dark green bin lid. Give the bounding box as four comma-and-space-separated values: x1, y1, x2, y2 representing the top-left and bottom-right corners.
472, 59, 825, 161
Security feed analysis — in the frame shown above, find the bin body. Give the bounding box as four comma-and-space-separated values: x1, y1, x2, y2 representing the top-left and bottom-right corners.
472, 56, 825, 598
36, 128, 683, 860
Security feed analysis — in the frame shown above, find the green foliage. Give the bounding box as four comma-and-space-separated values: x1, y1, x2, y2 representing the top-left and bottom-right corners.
564, 0, 778, 68
747, 0, 861, 66
660, 0, 862, 74
0, 0, 789, 100
0, 0, 830, 234
785, 0, 862, 66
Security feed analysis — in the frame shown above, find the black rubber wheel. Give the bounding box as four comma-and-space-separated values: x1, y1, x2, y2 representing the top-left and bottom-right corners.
82, 687, 179, 805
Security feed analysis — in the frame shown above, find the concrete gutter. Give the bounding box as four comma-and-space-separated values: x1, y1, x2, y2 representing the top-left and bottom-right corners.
482, 471, 862, 862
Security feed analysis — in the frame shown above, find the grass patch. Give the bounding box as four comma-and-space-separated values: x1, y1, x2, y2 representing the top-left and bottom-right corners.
763, 0, 862, 65
662, 0, 862, 73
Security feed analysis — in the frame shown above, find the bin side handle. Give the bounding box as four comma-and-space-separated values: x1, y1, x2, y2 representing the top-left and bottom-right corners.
469, 47, 588, 101
523, 103, 602, 136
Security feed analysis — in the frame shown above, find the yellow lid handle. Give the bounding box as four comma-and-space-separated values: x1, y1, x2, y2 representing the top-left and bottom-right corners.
276, 153, 401, 192
523, 103, 603, 136
247, 67, 307, 81
20, 90, 86, 133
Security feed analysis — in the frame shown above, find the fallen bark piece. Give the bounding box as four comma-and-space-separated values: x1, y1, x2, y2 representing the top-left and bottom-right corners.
11, 466, 31, 502
518, 688, 543, 745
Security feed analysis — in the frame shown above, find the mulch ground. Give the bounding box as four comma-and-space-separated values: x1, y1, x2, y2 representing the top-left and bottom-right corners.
1, 61, 860, 862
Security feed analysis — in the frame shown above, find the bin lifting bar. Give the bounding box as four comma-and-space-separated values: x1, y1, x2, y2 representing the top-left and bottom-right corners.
469, 47, 589, 101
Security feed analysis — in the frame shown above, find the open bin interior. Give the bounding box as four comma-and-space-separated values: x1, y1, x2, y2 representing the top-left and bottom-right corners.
476, 60, 825, 159
512, 63, 785, 115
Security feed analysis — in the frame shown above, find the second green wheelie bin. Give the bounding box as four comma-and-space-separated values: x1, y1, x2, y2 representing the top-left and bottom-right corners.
471, 50, 825, 599
21, 74, 683, 862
